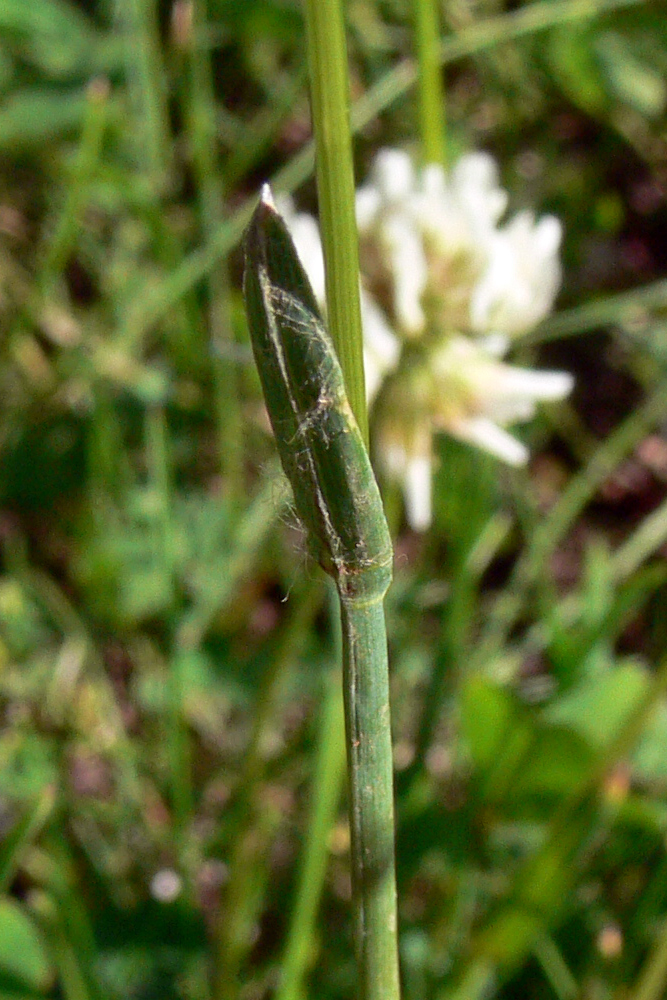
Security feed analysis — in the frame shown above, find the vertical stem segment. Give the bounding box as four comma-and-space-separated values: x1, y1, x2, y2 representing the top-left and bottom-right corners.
301, 0, 368, 442
340, 592, 400, 1000
414, 0, 447, 166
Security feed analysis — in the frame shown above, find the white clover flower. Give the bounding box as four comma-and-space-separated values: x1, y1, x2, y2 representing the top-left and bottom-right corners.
356, 150, 429, 335
383, 439, 433, 533
356, 148, 561, 349
376, 337, 573, 530
470, 210, 563, 342
430, 336, 574, 463
273, 146, 572, 532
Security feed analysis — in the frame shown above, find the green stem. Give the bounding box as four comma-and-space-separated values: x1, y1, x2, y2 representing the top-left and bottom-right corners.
276, 660, 347, 1000
340, 592, 400, 1000
182, 0, 243, 495
116, 0, 171, 189
276, 582, 345, 996
301, 0, 367, 442
414, 0, 447, 166
145, 408, 192, 835
40, 78, 109, 289
527, 277, 667, 345
213, 584, 325, 1000
632, 920, 667, 1000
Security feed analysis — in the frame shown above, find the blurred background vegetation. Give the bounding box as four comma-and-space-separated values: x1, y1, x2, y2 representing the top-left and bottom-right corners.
0, 0, 667, 998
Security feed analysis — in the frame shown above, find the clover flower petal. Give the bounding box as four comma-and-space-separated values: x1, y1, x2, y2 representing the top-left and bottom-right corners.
382, 436, 433, 533
448, 414, 529, 466
361, 291, 401, 402
275, 194, 326, 304
431, 336, 573, 435
470, 211, 563, 338
376, 337, 573, 528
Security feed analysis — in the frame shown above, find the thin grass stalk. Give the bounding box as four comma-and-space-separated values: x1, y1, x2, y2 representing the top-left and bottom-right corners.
40, 78, 109, 289
414, 0, 447, 166
632, 919, 667, 1000
145, 407, 192, 835
527, 277, 667, 345
213, 584, 325, 1000
116, 0, 171, 188
276, 591, 346, 1000
181, 0, 243, 495
301, 0, 367, 440
532, 935, 578, 1000
116, 0, 203, 362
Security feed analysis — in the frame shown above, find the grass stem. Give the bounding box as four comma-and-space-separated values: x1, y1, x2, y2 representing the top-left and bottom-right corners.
301, 0, 367, 441
340, 592, 400, 1000
414, 0, 447, 166
276, 593, 346, 1000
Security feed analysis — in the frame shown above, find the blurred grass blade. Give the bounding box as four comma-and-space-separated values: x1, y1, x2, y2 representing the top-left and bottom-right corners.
276, 607, 346, 1000
0, 785, 56, 896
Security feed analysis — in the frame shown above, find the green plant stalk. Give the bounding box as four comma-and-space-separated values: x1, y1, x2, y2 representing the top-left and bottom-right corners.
214, 806, 282, 1000
414, 0, 447, 166
146, 407, 192, 835
244, 194, 400, 1000
632, 918, 667, 1000
182, 0, 243, 495
527, 277, 667, 345
116, 0, 171, 188
40, 78, 109, 288
413, 569, 475, 767
301, 0, 367, 441
116, 0, 203, 364
533, 935, 578, 1000
340, 594, 400, 1000
277, 591, 346, 1000
213, 583, 325, 999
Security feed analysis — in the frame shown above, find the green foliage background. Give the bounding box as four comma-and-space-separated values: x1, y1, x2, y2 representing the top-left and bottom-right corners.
0, 0, 666, 998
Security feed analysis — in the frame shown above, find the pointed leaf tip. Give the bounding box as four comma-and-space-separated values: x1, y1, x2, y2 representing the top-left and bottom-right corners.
260, 183, 276, 209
